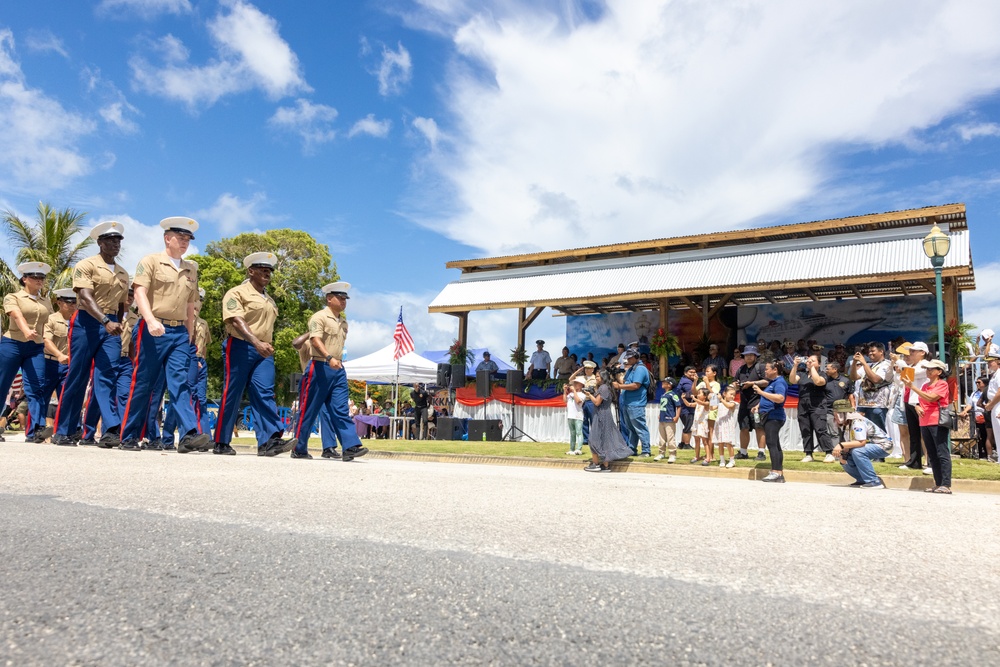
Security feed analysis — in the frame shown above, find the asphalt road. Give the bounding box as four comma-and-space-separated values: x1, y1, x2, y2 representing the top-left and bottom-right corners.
2, 442, 998, 665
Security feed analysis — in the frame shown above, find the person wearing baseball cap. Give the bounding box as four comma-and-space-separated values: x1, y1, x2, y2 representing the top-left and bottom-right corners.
119, 216, 209, 453
979, 329, 999, 359
212, 252, 290, 457
733, 345, 767, 461
564, 376, 587, 455
475, 350, 498, 374
50, 222, 129, 447
655, 376, 681, 462
830, 399, 891, 488
293, 281, 368, 462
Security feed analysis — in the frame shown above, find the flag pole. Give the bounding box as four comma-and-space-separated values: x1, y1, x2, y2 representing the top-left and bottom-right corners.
394, 306, 401, 437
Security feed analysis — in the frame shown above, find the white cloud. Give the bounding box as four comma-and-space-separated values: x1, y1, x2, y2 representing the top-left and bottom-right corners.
268, 99, 338, 152
376, 42, 412, 96
348, 114, 391, 139
24, 29, 68, 58
99, 101, 141, 134
97, 0, 193, 19
412, 116, 440, 150
956, 122, 1000, 142
962, 262, 1000, 334
404, 0, 1000, 256
193, 192, 285, 234
130, 0, 309, 108
82, 66, 142, 134
345, 288, 566, 359
0, 30, 95, 193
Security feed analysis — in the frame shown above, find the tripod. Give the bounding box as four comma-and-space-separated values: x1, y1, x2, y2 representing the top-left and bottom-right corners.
503, 394, 536, 442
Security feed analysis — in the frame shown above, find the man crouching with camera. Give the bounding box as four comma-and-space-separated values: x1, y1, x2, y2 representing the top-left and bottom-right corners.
831, 399, 893, 489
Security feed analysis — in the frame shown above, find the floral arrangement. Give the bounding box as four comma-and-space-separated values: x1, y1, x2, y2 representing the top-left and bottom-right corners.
649, 327, 681, 358
448, 339, 473, 366
509, 345, 528, 368
941, 319, 976, 363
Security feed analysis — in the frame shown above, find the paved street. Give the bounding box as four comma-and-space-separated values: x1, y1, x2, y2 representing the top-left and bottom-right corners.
2, 442, 998, 665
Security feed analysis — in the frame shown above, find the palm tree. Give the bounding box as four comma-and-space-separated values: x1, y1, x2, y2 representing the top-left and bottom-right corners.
1, 202, 93, 295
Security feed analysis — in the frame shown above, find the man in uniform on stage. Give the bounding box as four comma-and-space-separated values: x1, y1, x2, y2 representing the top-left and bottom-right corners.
213, 252, 290, 456
526, 339, 551, 380
292, 282, 367, 461
53, 221, 129, 447
120, 216, 211, 452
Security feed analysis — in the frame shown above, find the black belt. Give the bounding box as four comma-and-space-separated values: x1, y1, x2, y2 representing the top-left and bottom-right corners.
44, 354, 60, 362
157, 318, 185, 327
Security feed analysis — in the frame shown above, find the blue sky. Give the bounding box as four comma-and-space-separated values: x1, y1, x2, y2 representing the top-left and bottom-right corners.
2, 0, 1000, 360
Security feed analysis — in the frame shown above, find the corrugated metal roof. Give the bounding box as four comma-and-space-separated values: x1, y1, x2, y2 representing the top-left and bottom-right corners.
429, 229, 971, 311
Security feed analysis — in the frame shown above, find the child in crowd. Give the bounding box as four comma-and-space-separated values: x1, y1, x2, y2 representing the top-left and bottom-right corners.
655, 377, 680, 462
692, 387, 711, 464
696, 366, 721, 466
715, 385, 738, 468
564, 377, 586, 455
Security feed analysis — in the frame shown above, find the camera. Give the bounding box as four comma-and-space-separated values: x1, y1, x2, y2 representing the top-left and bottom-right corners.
797, 363, 807, 372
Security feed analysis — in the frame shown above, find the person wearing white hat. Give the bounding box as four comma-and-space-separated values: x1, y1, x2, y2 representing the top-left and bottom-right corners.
898, 341, 930, 470
978, 329, 999, 359
213, 252, 290, 456
564, 376, 586, 455
733, 345, 768, 460
119, 216, 210, 453
293, 281, 368, 461
40, 288, 77, 438
51, 221, 129, 447
0, 262, 54, 443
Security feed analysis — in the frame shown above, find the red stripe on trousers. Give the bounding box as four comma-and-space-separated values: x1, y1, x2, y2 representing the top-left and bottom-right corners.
213, 338, 233, 443
51, 310, 79, 428
120, 320, 146, 430
295, 361, 315, 439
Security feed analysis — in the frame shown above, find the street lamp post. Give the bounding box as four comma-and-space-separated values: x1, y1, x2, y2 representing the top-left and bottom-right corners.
922, 224, 951, 365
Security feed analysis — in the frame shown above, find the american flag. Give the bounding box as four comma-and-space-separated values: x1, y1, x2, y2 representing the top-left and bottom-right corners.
393, 307, 415, 360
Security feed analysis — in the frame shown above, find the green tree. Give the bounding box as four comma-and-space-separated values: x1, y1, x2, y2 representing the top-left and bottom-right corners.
2, 202, 93, 294
191, 229, 339, 404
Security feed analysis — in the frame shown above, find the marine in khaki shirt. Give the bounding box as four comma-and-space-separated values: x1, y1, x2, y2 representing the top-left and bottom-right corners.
4, 289, 53, 342
132, 252, 199, 327
120, 310, 140, 358
43, 290, 77, 363
223, 280, 278, 346
73, 255, 129, 320
308, 309, 348, 362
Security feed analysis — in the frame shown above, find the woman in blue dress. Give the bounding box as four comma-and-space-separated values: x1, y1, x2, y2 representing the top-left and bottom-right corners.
0, 262, 54, 443
585, 369, 634, 472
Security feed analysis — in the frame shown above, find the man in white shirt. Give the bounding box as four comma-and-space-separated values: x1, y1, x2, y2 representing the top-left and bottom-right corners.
527, 339, 552, 381
899, 341, 931, 470
981, 356, 1000, 442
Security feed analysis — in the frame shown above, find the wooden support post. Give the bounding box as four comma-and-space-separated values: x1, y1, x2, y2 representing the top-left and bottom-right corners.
944, 277, 959, 328
658, 298, 669, 378
516, 306, 546, 371
456, 312, 468, 351
702, 294, 709, 336
707, 293, 733, 320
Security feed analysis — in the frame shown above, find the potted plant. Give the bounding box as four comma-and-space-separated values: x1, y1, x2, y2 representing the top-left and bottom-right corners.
448, 339, 473, 385
509, 345, 528, 371
941, 319, 977, 366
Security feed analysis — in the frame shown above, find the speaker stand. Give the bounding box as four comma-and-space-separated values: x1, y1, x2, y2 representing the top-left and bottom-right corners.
503, 396, 536, 442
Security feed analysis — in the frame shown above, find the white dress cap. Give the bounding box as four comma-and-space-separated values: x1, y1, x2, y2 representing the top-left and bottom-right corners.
17, 261, 51, 276
243, 252, 277, 269
90, 221, 125, 240
159, 216, 199, 238
54, 288, 77, 300
322, 281, 351, 297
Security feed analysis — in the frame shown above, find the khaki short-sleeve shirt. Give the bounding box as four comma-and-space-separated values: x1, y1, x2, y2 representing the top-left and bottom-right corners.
3, 290, 53, 342
194, 317, 212, 358
120, 311, 140, 357
133, 252, 199, 321
73, 255, 129, 314
223, 282, 278, 344
43, 311, 71, 356
308, 309, 347, 361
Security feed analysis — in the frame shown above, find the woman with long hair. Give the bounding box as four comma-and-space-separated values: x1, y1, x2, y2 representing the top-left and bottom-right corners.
753, 359, 788, 483
584, 369, 634, 472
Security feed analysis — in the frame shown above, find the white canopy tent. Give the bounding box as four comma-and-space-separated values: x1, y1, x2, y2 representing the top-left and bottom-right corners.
343, 344, 439, 385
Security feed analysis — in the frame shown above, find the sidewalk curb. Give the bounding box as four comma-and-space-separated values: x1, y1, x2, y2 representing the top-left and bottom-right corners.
230, 444, 1000, 495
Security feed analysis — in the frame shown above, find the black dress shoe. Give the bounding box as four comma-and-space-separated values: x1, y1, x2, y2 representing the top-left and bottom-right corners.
290, 449, 314, 459
342, 445, 369, 462
99, 430, 121, 448
265, 436, 295, 456
162, 442, 176, 451
78, 439, 97, 447
119, 440, 142, 451
143, 439, 163, 451
321, 448, 341, 459
34, 426, 53, 441
178, 432, 212, 453
52, 435, 77, 447
213, 444, 237, 456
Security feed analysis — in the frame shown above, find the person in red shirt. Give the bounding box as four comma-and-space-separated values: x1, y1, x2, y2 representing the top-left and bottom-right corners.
905, 359, 952, 494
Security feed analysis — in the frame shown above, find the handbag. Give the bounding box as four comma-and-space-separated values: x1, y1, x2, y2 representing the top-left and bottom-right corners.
976, 412, 986, 424
938, 403, 955, 430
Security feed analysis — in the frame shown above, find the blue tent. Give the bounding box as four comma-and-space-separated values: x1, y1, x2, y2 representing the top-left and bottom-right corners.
420, 347, 514, 377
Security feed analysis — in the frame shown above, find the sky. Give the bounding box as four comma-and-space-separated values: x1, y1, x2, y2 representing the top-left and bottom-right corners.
2, 0, 1000, 361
